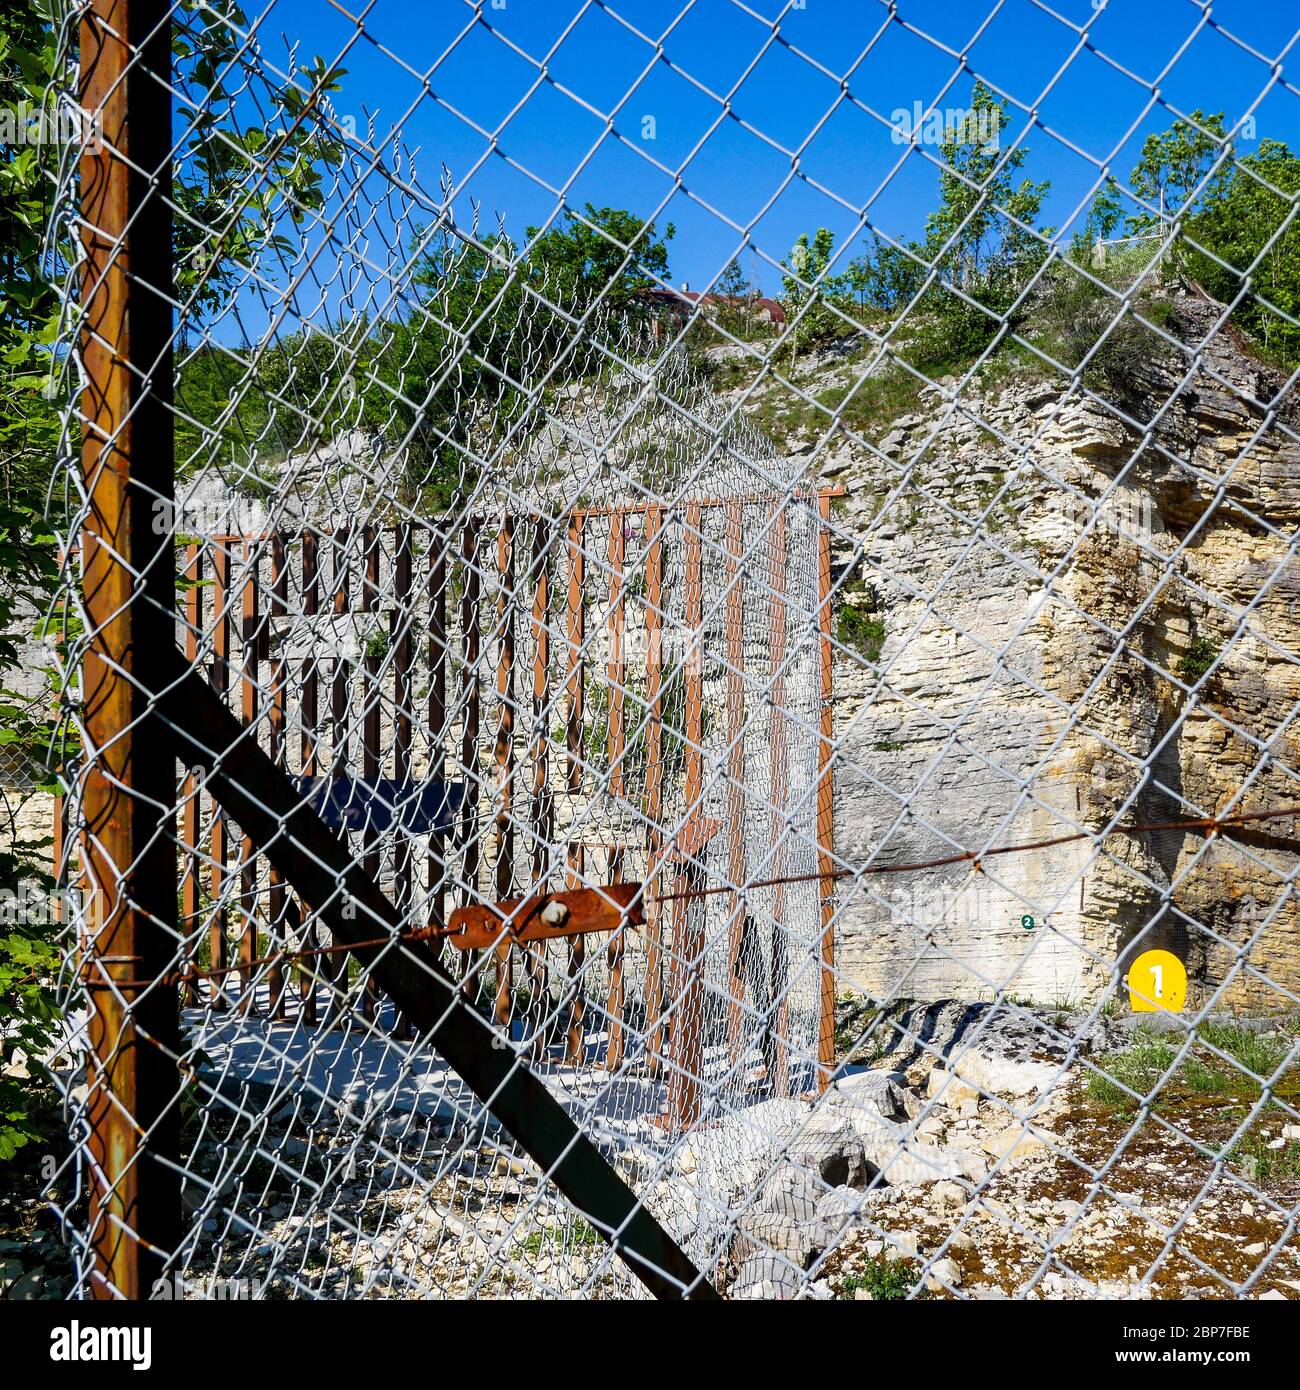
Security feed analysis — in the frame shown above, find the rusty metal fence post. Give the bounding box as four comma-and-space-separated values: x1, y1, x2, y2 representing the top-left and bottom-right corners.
78, 0, 180, 1299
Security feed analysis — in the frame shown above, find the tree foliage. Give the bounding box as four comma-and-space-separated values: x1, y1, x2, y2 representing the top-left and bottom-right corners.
523, 203, 675, 312
0, 0, 356, 1158
784, 84, 1051, 367
1075, 108, 1300, 365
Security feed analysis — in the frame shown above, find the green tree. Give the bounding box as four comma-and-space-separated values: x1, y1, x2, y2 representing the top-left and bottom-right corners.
1103, 111, 1300, 365
714, 256, 750, 300
781, 227, 846, 347
1187, 139, 1300, 362
843, 253, 874, 311
923, 82, 1050, 300
523, 203, 675, 312
842, 86, 1050, 369
712, 255, 756, 336
1076, 175, 1125, 256
853, 233, 925, 312
1128, 110, 1228, 228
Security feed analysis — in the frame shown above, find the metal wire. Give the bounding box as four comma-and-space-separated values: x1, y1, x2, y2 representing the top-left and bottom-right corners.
34, 0, 1300, 1301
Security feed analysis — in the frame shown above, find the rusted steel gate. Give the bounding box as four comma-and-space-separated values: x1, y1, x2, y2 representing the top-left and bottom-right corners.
150, 496, 839, 1122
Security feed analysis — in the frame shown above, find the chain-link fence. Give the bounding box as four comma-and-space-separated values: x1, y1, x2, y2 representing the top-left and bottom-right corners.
32, 0, 1300, 1300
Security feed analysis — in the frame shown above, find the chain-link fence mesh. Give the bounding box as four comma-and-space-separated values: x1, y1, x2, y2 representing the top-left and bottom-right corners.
30, 0, 1300, 1300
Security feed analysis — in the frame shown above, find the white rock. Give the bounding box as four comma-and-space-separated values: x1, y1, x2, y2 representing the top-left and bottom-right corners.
828, 1070, 910, 1123
761, 1165, 822, 1223
926, 1068, 979, 1107
953, 1050, 1059, 1099
730, 1254, 804, 1300
924, 1257, 962, 1292
735, 1209, 829, 1263
930, 1181, 967, 1209
982, 1124, 1054, 1165
815, 1185, 865, 1227
885, 1230, 918, 1259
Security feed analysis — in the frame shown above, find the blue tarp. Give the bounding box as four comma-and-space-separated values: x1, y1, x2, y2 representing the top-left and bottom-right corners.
292, 776, 466, 836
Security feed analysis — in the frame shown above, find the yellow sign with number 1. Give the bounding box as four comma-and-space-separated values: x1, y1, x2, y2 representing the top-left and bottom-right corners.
1127, 949, 1187, 1013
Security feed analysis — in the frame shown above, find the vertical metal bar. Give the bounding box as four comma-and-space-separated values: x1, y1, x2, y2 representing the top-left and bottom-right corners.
267, 532, 288, 1020
565, 514, 584, 795
328, 528, 352, 1017
605, 512, 626, 1073
767, 507, 790, 1096
238, 541, 260, 1013
300, 532, 319, 776
607, 511, 625, 803
298, 530, 319, 1024
605, 846, 626, 1071
78, 0, 179, 1298
460, 520, 481, 1001
392, 524, 413, 1035
816, 491, 837, 1089
423, 524, 445, 1003
563, 516, 585, 1064
208, 541, 230, 999
526, 520, 551, 1054
493, 514, 515, 1031
564, 842, 586, 1064
392, 524, 413, 909
180, 542, 202, 1008
723, 499, 747, 1059
360, 527, 381, 1022
52, 787, 65, 927
643, 503, 665, 1076
665, 502, 705, 1132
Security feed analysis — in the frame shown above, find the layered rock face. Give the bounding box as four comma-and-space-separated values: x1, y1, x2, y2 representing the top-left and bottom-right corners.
814, 294, 1300, 1010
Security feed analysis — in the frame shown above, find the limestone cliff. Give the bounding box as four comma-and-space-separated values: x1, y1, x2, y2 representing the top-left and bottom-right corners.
780, 290, 1300, 1010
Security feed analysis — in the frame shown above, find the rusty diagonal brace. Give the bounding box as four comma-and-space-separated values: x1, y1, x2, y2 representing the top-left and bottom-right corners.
152, 644, 717, 1301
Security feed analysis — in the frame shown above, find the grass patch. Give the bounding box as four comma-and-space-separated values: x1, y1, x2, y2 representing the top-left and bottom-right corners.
836, 606, 885, 662
1177, 635, 1219, 683
1084, 1045, 1184, 1106
1196, 1023, 1289, 1082
1232, 1133, 1300, 1182
1087, 1025, 1293, 1110
517, 1217, 602, 1256
1084, 1022, 1299, 1187
815, 368, 931, 444
840, 1256, 916, 1300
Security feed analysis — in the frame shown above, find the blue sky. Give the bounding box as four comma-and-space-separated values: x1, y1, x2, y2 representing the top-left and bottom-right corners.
217, 0, 1300, 327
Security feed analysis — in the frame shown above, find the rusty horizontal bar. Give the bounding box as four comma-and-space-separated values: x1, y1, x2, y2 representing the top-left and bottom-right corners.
447, 882, 644, 951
